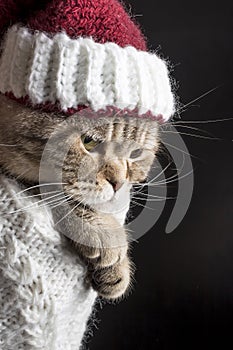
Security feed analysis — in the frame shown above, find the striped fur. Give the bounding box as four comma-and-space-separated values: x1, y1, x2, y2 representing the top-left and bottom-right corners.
0, 95, 160, 299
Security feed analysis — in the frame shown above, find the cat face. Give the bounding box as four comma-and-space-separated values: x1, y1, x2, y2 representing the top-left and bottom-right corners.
0, 95, 159, 210
60, 116, 159, 208
0, 95, 161, 298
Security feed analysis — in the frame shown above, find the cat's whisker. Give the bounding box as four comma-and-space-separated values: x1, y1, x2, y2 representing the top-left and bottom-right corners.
170, 124, 215, 134
28, 191, 66, 204
140, 165, 189, 187
161, 141, 198, 159
144, 198, 171, 202
131, 162, 173, 196
170, 123, 223, 139
54, 198, 86, 227
8, 192, 67, 214
149, 172, 179, 186
144, 181, 176, 187
132, 182, 170, 189
160, 130, 221, 141
147, 161, 174, 185
140, 155, 184, 188
145, 176, 178, 186
14, 167, 36, 181
16, 182, 67, 196
132, 193, 167, 200
132, 188, 170, 198
21, 190, 68, 208
129, 201, 139, 209
175, 86, 221, 114
0, 143, 20, 147
20, 189, 61, 200
134, 172, 177, 188
146, 168, 194, 187
131, 186, 165, 198
130, 199, 154, 210
37, 194, 71, 209
49, 194, 75, 210
131, 191, 174, 199
171, 117, 233, 125
132, 197, 168, 202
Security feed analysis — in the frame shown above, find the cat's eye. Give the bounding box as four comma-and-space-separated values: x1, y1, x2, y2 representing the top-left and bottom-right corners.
81, 134, 100, 151
130, 148, 143, 159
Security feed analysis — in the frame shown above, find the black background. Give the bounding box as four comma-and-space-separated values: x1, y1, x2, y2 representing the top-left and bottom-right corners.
89, 1, 233, 349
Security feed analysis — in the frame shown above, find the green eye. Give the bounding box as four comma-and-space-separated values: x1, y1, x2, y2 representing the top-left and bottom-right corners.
81, 135, 100, 151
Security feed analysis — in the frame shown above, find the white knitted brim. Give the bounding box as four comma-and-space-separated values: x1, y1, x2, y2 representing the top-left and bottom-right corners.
0, 25, 175, 121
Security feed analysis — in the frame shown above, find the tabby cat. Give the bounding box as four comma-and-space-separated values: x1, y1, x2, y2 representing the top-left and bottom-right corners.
0, 94, 159, 299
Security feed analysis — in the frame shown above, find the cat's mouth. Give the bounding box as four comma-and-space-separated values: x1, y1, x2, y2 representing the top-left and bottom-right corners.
85, 182, 131, 216
61, 181, 132, 218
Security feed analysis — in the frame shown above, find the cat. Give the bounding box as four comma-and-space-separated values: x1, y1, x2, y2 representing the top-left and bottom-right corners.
0, 94, 160, 299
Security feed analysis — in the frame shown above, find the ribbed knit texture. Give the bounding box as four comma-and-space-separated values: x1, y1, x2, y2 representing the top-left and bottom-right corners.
0, 174, 97, 349
0, 25, 174, 120
0, 0, 175, 120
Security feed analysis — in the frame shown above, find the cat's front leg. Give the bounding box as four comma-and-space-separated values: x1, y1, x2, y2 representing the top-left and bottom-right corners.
74, 217, 132, 299
73, 213, 133, 299
53, 206, 132, 298
73, 212, 128, 265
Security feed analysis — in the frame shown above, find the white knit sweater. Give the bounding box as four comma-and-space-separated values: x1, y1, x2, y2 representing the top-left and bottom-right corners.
0, 174, 97, 350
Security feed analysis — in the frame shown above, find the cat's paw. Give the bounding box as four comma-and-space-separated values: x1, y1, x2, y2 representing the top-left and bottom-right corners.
89, 256, 133, 300
76, 244, 128, 268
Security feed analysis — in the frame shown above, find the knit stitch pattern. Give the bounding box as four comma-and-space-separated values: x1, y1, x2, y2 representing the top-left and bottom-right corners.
0, 174, 97, 350
26, 0, 147, 51
0, 26, 174, 120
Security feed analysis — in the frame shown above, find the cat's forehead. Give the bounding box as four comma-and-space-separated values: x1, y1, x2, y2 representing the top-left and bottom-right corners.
0, 95, 159, 149
67, 115, 159, 149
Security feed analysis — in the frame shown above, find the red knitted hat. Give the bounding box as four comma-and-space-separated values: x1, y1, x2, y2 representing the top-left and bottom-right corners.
0, 0, 175, 121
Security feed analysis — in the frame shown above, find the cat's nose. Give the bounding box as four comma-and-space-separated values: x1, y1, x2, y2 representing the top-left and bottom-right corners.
107, 180, 124, 192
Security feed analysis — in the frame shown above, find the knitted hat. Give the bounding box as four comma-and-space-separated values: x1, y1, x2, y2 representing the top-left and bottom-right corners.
0, 0, 175, 122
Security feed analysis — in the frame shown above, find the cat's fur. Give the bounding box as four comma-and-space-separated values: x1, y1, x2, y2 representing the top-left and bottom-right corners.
0, 94, 160, 299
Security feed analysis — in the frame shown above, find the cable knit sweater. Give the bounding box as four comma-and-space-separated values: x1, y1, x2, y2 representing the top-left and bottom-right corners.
0, 174, 97, 350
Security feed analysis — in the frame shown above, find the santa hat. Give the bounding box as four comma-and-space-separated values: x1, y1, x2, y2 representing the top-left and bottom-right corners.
0, 0, 175, 122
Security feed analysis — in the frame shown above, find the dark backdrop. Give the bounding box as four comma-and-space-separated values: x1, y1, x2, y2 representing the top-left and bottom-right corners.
89, 1, 233, 349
